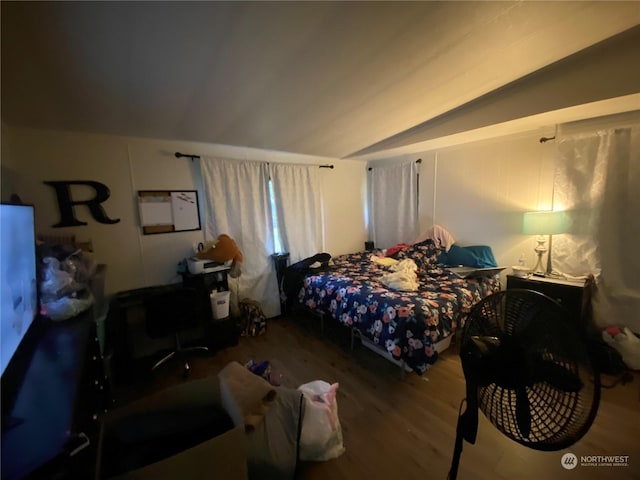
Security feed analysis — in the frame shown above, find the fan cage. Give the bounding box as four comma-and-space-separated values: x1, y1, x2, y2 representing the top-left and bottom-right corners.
462, 289, 600, 450
478, 364, 599, 450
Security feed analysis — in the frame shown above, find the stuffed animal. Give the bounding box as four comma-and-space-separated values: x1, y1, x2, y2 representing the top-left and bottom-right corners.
196, 234, 243, 278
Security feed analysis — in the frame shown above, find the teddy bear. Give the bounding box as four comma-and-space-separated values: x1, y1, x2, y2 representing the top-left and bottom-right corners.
196, 234, 243, 278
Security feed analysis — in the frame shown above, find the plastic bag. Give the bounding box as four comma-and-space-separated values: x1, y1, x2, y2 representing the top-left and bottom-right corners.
41, 291, 94, 321
602, 326, 640, 370
297, 380, 345, 461
60, 249, 96, 284
40, 257, 79, 301
39, 253, 94, 320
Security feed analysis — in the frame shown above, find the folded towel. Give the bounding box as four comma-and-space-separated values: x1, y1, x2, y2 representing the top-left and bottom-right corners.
219, 361, 277, 431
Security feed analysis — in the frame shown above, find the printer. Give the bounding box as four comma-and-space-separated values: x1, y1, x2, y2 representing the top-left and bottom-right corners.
187, 257, 230, 275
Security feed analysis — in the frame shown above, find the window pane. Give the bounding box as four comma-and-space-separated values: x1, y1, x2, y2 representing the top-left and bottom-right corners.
269, 180, 283, 253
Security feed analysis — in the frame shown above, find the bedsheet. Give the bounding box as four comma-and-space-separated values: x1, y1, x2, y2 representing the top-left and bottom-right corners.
297, 250, 500, 374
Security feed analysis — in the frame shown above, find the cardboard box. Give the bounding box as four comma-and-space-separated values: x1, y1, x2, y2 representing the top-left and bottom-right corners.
96, 376, 248, 480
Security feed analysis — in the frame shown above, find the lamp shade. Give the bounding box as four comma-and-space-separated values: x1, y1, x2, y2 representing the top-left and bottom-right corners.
523, 211, 570, 235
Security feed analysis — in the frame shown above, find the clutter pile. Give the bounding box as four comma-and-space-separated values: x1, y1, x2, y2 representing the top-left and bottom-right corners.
245, 359, 282, 386
39, 243, 97, 321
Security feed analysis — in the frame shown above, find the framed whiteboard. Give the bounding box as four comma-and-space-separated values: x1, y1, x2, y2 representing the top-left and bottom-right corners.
138, 190, 201, 235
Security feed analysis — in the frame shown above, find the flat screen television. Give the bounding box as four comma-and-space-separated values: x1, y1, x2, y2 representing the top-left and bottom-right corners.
1, 203, 52, 479
0, 203, 39, 378
2, 204, 98, 479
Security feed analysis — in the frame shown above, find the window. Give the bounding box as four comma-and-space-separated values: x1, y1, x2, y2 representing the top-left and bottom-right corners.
269, 180, 284, 253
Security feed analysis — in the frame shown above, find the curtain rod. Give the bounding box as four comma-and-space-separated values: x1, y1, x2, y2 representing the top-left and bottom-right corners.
175, 151, 333, 168
368, 158, 422, 171
175, 152, 200, 160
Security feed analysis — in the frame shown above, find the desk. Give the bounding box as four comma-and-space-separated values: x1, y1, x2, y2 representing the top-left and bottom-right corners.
109, 284, 213, 382
109, 273, 238, 385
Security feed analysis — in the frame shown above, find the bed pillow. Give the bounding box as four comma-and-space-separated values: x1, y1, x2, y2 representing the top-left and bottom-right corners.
396, 239, 440, 271
438, 244, 497, 268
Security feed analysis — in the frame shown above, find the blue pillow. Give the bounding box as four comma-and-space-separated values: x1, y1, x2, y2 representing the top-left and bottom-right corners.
438, 244, 497, 268
464, 245, 497, 267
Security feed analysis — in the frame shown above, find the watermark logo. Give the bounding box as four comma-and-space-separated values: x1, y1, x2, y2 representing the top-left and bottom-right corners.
580, 455, 630, 467
561, 453, 578, 470
561, 453, 630, 469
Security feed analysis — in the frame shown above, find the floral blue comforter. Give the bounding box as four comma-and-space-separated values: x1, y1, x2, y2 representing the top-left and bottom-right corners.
297, 248, 500, 374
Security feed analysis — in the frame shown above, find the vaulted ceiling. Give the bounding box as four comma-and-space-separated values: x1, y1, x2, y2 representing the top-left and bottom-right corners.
2, 1, 639, 160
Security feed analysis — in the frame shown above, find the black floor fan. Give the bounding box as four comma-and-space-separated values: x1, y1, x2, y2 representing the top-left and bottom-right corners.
448, 289, 600, 479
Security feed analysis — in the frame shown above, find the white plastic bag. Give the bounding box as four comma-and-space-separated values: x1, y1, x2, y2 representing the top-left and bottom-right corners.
297, 380, 346, 461
602, 326, 640, 370
41, 292, 94, 321
39, 255, 94, 320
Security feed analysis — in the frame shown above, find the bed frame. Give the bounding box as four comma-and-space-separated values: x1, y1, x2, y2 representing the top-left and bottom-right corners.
295, 306, 454, 379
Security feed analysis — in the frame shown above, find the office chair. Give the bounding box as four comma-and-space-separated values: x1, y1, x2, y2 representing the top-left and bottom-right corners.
143, 285, 209, 377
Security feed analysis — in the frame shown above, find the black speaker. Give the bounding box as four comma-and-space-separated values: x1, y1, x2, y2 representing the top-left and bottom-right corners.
364, 241, 374, 251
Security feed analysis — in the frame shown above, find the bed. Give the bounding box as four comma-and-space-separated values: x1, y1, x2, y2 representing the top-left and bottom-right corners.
295, 239, 501, 374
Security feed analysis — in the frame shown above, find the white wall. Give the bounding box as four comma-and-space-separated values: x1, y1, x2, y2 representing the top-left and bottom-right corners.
0, 123, 573, 298
1, 127, 367, 297
370, 127, 558, 285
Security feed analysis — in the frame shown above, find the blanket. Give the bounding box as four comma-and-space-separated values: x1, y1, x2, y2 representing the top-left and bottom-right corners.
380, 258, 419, 291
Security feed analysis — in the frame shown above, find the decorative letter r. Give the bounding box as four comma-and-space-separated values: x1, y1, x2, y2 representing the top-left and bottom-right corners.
44, 180, 120, 227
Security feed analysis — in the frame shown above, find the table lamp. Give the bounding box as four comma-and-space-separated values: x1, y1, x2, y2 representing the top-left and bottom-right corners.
522, 211, 570, 276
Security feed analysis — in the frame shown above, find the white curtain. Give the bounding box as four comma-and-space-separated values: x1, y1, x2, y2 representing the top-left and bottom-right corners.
369, 161, 418, 249
270, 163, 322, 264
553, 114, 640, 331
199, 157, 280, 318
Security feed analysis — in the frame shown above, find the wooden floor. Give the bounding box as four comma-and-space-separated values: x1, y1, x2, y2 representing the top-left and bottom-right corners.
114, 313, 640, 480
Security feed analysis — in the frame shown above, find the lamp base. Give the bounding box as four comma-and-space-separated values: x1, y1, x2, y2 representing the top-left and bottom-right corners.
532, 236, 547, 276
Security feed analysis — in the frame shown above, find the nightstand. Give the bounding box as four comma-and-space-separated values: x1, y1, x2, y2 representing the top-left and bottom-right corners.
506, 274, 586, 327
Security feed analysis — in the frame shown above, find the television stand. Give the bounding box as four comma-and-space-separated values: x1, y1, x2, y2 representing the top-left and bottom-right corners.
1, 309, 110, 479
1, 415, 24, 433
